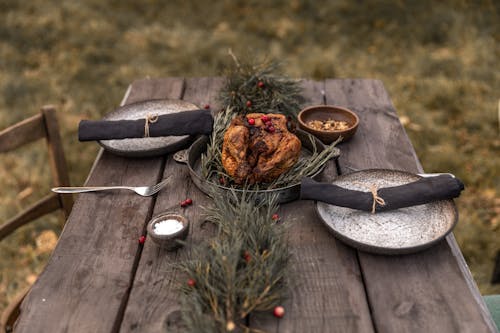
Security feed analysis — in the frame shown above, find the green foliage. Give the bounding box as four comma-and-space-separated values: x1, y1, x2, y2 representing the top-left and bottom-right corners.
200, 105, 341, 190
178, 190, 289, 332
200, 107, 235, 180
219, 51, 302, 119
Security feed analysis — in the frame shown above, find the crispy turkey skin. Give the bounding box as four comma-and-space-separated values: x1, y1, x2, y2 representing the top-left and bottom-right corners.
221, 113, 301, 184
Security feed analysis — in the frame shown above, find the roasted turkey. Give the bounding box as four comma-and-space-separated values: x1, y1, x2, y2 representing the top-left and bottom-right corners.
221, 113, 301, 184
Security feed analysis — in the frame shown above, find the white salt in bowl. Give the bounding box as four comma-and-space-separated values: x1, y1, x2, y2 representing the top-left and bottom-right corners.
147, 213, 189, 250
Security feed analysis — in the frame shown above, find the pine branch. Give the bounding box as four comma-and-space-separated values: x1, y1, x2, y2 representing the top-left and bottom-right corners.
219, 52, 302, 119
178, 189, 289, 332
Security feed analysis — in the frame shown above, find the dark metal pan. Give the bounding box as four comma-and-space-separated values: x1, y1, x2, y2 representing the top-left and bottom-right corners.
174, 129, 339, 204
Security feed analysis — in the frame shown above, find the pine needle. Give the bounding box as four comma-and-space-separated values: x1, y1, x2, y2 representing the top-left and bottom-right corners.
178, 189, 289, 332
218, 52, 302, 119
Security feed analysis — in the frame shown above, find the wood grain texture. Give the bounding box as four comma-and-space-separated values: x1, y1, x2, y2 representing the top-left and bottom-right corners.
125, 77, 186, 105
120, 77, 225, 332
14, 78, 495, 333
324, 79, 496, 333
41, 105, 74, 219
0, 286, 30, 332
0, 106, 73, 332
0, 113, 46, 153
14, 78, 184, 333
251, 80, 374, 333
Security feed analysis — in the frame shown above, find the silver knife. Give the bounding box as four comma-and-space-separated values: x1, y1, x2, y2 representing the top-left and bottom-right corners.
344, 166, 455, 178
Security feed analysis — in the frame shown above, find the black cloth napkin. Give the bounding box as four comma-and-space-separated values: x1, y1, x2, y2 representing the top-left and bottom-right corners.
300, 174, 464, 212
78, 109, 213, 141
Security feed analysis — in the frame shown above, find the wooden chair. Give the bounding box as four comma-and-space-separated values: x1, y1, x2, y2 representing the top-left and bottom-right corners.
0, 105, 73, 332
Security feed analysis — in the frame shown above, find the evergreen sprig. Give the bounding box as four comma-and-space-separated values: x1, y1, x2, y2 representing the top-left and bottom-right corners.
200, 107, 341, 190
178, 190, 289, 333
268, 135, 342, 189
218, 51, 302, 119
200, 107, 235, 180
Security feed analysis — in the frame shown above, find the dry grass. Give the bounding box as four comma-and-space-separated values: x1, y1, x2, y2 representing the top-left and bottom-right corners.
1, 0, 499, 311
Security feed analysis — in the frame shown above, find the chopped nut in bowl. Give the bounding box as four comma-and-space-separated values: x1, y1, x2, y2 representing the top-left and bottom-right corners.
298, 105, 359, 143
307, 119, 350, 132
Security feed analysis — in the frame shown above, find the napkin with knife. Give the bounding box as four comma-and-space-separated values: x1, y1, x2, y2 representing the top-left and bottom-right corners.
300, 174, 464, 213
78, 109, 213, 141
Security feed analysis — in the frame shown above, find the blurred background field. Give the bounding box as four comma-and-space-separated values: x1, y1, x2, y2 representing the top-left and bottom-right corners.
0, 0, 499, 312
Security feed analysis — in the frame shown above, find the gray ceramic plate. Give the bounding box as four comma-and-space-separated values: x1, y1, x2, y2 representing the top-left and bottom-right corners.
99, 99, 200, 157
316, 169, 458, 255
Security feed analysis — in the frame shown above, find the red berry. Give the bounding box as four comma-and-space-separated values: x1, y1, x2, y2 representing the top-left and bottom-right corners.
138, 235, 146, 244
265, 120, 272, 127
246, 100, 252, 107
204, 104, 210, 109
272, 214, 280, 221
219, 177, 226, 185
258, 81, 265, 88
248, 118, 255, 125
273, 306, 285, 318
268, 126, 275, 133
185, 198, 193, 205
243, 251, 251, 263
261, 115, 269, 122
181, 200, 188, 207
187, 278, 196, 287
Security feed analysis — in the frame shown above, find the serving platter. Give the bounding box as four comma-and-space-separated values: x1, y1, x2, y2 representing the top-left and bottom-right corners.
316, 169, 458, 255
99, 99, 199, 157
174, 129, 340, 204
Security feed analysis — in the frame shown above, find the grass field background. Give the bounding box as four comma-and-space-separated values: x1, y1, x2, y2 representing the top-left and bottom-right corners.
1, 0, 499, 312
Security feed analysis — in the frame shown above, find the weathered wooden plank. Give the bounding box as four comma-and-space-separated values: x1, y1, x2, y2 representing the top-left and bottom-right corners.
125, 77, 186, 104
14, 78, 184, 333
250, 80, 374, 333
0, 113, 45, 153
41, 105, 74, 219
325, 79, 420, 172
120, 77, 225, 332
324, 79, 496, 333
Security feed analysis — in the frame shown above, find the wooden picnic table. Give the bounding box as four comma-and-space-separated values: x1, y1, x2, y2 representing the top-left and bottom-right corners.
14, 78, 497, 332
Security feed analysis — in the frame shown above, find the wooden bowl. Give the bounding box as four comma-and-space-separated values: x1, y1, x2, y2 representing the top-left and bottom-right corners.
298, 105, 359, 143
147, 213, 189, 251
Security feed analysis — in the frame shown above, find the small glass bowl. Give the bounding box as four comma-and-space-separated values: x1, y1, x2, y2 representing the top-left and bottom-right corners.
147, 213, 189, 251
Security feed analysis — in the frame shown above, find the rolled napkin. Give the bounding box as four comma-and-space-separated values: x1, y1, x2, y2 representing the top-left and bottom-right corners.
300, 174, 464, 213
78, 109, 213, 141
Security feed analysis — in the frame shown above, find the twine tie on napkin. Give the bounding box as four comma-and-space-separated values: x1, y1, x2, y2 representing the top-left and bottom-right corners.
78, 109, 214, 142
299, 174, 464, 213
354, 181, 387, 213
369, 184, 386, 214
144, 114, 159, 138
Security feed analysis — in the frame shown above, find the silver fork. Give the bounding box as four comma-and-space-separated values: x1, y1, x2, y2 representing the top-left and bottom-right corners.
52, 176, 171, 197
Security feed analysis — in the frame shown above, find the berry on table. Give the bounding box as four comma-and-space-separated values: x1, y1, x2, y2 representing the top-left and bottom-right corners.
187, 278, 196, 287
138, 235, 146, 244
273, 306, 285, 318
204, 104, 210, 109
185, 198, 193, 205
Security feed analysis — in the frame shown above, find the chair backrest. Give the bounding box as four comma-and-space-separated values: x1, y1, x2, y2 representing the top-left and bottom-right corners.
0, 105, 73, 241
